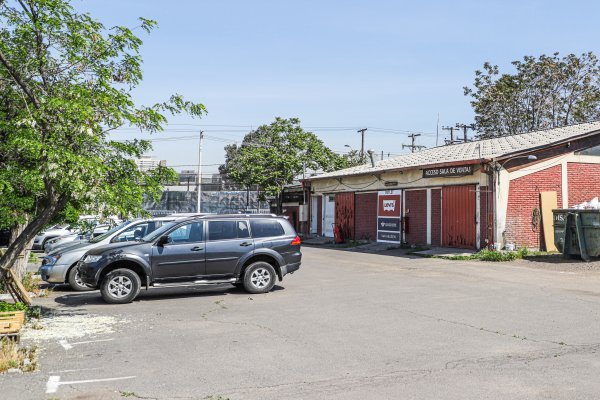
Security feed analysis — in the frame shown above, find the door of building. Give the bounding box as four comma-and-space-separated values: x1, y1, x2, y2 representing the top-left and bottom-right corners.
310, 196, 318, 234
323, 194, 335, 237
442, 185, 476, 248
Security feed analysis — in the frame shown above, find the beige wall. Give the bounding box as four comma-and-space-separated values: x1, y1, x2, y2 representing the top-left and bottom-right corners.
310, 166, 487, 195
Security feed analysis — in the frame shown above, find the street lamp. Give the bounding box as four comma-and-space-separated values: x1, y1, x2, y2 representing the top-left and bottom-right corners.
499, 154, 537, 169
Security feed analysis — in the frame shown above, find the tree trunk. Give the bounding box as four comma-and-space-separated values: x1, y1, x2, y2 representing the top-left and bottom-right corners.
8, 222, 33, 281
0, 196, 66, 279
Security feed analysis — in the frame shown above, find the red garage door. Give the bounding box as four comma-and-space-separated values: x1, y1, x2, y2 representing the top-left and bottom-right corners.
335, 192, 355, 240
442, 185, 476, 248
404, 190, 427, 245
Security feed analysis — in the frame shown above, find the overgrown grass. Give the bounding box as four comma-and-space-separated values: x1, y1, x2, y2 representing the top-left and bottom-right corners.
0, 340, 37, 373
437, 248, 530, 262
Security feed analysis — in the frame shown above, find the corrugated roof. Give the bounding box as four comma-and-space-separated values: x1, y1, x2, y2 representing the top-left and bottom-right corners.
310, 121, 600, 180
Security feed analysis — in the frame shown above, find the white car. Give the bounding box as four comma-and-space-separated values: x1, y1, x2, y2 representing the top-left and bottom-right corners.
32, 224, 77, 251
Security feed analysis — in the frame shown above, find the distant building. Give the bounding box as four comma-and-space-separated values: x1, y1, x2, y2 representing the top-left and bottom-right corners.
135, 155, 166, 172
179, 170, 197, 185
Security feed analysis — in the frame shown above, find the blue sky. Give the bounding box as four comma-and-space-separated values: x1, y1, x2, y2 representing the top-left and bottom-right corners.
78, 0, 600, 174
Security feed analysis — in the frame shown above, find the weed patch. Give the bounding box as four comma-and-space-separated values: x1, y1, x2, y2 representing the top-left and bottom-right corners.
0, 340, 37, 373
438, 248, 530, 262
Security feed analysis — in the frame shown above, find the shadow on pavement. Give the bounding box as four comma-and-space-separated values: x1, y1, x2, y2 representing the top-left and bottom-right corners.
522, 254, 600, 264
52, 284, 284, 307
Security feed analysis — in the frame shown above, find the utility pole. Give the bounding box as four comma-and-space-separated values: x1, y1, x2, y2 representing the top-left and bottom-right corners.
402, 133, 426, 153
455, 123, 476, 143
196, 131, 204, 213
442, 126, 460, 145
357, 128, 367, 162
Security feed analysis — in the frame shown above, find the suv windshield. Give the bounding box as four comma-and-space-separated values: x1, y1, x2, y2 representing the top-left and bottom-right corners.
89, 221, 131, 243
141, 221, 178, 242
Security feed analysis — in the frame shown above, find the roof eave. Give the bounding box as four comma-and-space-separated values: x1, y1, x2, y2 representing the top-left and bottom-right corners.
307, 158, 490, 181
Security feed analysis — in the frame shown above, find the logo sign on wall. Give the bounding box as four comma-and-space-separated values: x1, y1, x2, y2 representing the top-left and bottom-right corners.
377, 190, 401, 243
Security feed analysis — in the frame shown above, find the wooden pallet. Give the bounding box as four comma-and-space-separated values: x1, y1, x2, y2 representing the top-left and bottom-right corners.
0, 310, 25, 335
0, 332, 20, 343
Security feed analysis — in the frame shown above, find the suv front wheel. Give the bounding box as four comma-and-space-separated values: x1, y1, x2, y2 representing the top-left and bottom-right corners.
68, 266, 93, 292
100, 268, 141, 304
243, 262, 276, 294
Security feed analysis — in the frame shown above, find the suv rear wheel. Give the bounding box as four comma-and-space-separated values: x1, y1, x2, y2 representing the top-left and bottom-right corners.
243, 262, 276, 294
100, 268, 141, 304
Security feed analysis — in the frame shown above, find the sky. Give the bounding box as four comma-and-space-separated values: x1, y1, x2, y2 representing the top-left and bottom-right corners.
77, 0, 600, 175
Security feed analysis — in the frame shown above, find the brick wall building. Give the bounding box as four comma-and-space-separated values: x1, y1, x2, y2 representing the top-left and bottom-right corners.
306, 122, 600, 251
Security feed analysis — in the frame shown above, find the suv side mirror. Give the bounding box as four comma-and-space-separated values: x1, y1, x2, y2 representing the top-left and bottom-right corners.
157, 235, 172, 246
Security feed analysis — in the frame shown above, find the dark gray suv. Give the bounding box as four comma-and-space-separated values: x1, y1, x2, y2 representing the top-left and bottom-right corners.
78, 215, 302, 304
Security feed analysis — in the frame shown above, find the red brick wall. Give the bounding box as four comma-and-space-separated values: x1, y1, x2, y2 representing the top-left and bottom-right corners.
404, 190, 427, 245
479, 186, 494, 249
431, 189, 441, 246
354, 192, 377, 241
567, 162, 600, 207
505, 165, 562, 249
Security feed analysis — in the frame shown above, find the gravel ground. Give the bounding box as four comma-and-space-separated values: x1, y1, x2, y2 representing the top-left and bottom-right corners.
512, 254, 600, 272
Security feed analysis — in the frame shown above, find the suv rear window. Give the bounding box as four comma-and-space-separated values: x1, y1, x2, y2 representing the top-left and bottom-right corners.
208, 220, 250, 241
250, 220, 284, 238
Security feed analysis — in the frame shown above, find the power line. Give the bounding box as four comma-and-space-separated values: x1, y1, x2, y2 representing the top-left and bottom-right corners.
402, 133, 426, 153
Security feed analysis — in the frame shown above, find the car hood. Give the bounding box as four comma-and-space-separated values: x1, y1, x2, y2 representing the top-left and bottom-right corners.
37, 229, 70, 237
86, 241, 148, 256
50, 238, 87, 253
48, 240, 94, 256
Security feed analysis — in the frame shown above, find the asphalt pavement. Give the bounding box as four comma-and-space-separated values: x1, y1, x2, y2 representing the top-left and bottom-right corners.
3, 247, 600, 399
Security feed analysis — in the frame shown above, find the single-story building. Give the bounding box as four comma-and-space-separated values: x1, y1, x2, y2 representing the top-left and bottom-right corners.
304, 122, 600, 250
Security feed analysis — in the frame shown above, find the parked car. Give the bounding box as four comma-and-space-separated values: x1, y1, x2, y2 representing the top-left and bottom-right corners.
39, 217, 176, 291
44, 231, 92, 254
78, 214, 302, 304
32, 224, 77, 250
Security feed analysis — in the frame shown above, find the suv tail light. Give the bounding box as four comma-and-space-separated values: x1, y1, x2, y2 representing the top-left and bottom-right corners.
291, 236, 301, 245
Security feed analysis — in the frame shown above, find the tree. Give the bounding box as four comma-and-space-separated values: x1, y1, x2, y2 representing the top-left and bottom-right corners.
464, 52, 600, 138
343, 149, 364, 167
0, 0, 205, 283
220, 118, 346, 213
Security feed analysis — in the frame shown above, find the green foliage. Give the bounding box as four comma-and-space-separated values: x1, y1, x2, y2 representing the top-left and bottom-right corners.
464, 52, 600, 138
0, 301, 28, 312
0, 1, 202, 232
439, 248, 529, 262
220, 117, 346, 200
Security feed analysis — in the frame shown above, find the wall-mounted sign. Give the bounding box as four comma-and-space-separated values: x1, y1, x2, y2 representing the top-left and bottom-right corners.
378, 217, 400, 231
377, 190, 401, 243
422, 164, 474, 178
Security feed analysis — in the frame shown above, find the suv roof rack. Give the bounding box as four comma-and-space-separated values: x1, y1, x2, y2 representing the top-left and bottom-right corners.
190, 213, 279, 220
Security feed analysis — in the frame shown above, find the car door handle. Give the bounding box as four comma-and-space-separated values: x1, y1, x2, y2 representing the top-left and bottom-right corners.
191, 246, 204, 251
240, 242, 253, 247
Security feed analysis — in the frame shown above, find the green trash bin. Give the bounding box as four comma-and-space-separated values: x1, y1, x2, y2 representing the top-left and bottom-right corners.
553, 209, 600, 261
552, 209, 569, 253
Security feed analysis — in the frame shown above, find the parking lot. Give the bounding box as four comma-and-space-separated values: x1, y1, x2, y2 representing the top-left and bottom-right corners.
3, 246, 600, 399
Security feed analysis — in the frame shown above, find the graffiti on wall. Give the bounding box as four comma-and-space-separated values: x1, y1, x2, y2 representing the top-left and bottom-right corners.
143, 191, 270, 215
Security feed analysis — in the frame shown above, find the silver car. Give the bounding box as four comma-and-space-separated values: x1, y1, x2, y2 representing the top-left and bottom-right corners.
39, 217, 176, 291
44, 231, 91, 254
